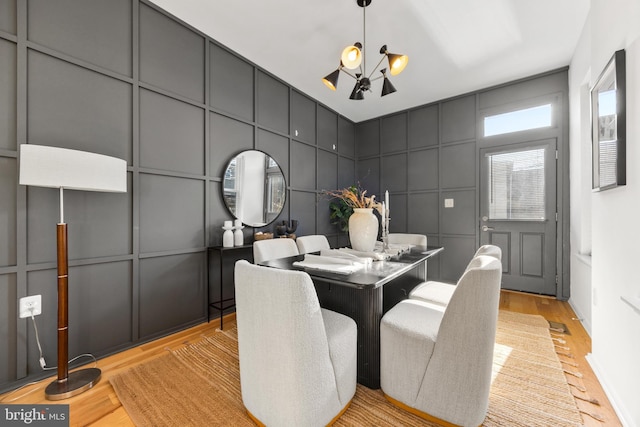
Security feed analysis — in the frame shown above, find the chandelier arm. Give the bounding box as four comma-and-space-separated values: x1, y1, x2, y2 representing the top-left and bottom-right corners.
340, 68, 359, 80
366, 54, 387, 80
369, 75, 384, 82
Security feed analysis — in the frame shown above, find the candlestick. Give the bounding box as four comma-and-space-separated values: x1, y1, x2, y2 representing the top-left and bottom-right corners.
381, 201, 390, 251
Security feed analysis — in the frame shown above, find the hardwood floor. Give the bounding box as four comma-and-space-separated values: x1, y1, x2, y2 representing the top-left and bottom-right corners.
1, 291, 620, 426
499, 290, 620, 426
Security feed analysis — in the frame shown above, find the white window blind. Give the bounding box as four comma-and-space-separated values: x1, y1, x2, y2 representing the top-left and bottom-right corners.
488, 148, 546, 220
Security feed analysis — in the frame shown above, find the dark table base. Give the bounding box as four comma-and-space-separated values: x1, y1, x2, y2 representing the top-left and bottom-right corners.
314, 270, 423, 389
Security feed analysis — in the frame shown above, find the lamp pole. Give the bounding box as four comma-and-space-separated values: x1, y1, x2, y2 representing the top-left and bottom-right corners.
45, 188, 101, 400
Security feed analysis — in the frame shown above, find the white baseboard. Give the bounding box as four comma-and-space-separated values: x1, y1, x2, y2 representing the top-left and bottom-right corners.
568, 299, 592, 337
586, 353, 636, 427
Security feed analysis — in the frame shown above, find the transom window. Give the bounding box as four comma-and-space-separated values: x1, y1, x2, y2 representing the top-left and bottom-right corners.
484, 104, 552, 137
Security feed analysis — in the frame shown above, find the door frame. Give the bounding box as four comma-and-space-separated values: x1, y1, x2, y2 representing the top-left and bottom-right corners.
476, 90, 570, 300
479, 139, 558, 295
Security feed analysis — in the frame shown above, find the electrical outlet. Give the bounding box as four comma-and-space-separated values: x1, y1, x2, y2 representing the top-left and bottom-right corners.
19, 295, 42, 318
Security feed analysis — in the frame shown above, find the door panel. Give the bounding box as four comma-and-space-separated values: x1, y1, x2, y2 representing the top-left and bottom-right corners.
480, 139, 557, 295
521, 233, 543, 276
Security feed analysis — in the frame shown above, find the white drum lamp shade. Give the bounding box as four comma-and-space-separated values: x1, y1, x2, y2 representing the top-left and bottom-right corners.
19, 144, 126, 193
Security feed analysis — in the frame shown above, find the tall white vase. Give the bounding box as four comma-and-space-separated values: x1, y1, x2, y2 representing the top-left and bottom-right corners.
223, 229, 234, 247
234, 219, 244, 246
348, 208, 378, 252
234, 227, 244, 246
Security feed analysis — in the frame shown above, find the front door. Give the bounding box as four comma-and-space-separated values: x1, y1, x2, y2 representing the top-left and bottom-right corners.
479, 139, 557, 295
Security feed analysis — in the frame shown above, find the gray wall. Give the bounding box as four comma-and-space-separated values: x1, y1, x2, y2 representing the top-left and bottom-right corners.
0, 0, 355, 391
0, 0, 569, 393
355, 96, 477, 282
355, 70, 570, 287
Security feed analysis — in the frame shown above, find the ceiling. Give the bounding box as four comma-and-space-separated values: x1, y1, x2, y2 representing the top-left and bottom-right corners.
148, 0, 590, 123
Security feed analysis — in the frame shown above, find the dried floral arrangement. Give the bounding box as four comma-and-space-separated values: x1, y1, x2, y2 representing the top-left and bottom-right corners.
323, 185, 380, 209
323, 185, 382, 231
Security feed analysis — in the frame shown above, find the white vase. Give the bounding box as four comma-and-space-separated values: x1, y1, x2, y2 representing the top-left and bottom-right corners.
348, 208, 379, 252
223, 229, 234, 248
234, 227, 244, 246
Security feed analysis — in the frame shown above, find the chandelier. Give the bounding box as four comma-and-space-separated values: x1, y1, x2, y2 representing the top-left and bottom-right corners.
322, 0, 408, 100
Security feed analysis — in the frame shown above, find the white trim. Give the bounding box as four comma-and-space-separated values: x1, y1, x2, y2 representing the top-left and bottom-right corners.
621, 295, 640, 315
576, 253, 592, 266
586, 353, 636, 427
568, 299, 592, 338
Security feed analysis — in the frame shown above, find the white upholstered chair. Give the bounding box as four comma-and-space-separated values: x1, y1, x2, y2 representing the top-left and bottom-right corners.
252, 238, 299, 264
409, 244, 502, 307
380, 255, 502, 427
234, 260, 357, 426
473, 244, 502, 260
296, 234, 331, 254
387, 233, 427, 247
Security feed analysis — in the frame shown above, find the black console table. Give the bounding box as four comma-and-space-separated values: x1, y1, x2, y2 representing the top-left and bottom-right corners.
207, 245, 253, 329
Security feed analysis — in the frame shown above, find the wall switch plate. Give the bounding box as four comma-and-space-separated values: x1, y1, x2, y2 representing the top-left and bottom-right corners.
19, 295, 42, 318
444, 198, 454, 208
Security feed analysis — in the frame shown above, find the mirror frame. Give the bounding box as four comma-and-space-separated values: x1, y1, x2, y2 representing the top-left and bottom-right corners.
591, 49, 626, 192
222, 149, 286, 227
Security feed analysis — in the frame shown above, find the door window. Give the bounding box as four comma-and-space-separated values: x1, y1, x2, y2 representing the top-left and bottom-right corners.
486, 148, 546, 220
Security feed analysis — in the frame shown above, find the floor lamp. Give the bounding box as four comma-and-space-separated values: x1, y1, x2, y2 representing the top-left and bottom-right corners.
19, 144, 127, 400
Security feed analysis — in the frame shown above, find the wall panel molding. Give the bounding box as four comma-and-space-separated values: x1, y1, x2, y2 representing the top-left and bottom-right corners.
0, 0, 355, 393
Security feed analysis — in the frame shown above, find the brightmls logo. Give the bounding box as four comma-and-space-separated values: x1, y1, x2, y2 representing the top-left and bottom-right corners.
1, 405, 69, 426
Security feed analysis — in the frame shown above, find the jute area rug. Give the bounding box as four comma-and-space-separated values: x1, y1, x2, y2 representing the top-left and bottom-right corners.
110, 311, 583, 426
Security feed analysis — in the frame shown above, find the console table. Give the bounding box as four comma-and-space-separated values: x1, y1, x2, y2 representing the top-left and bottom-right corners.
207, 245, 253, 329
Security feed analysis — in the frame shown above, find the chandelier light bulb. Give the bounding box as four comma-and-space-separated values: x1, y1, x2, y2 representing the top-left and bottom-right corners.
388, 53, 409, 76
341, 43, 363, 69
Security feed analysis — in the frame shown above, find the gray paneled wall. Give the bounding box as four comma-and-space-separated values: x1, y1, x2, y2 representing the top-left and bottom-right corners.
355, 72, 569, 284
0, 0, 355, 392
355, 95, 479, 282
356, 70, 569, 284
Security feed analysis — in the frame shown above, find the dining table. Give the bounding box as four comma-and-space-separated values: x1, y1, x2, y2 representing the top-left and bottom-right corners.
258, 245, 443, 389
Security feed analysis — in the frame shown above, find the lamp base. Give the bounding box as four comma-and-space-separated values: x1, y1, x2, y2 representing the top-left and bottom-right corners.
45, 368, 101, 401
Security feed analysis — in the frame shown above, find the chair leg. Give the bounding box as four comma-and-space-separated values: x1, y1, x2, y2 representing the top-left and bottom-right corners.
327, 399, 353, 426
245, 410, 265, 426
383, 393, 479, 427
245, 399, 354, 427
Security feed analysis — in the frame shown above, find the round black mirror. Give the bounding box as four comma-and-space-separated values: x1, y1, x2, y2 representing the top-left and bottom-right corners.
222, 150, 286, 227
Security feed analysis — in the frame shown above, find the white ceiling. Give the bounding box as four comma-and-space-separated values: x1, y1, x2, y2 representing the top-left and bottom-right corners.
149, 0, 590, 123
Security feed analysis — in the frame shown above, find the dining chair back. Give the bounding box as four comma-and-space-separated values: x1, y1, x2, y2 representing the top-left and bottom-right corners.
234, 260, 357, 426
296, 235, 331, 254
253, 238, 299, 264
409, 244, 503, 307
474, 244, 502, 260
381, 255, 502, 426
387, 233, 427, 247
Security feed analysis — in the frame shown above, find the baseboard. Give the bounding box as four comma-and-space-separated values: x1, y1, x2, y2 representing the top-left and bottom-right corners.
568, 299, 592, 337
586, 353, 636, 427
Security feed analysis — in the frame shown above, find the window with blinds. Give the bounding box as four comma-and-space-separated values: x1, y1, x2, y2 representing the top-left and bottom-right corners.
487, 148, 546, 220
